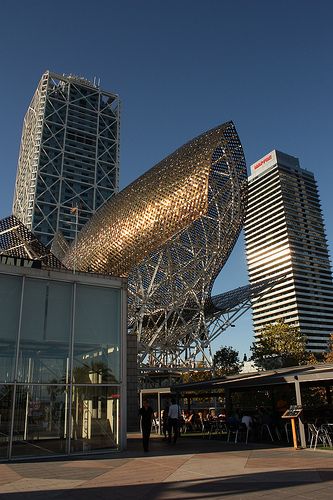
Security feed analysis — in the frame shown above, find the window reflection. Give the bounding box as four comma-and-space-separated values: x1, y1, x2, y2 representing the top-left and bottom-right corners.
0, 385, 13, 459
71, 385, 120, 452
11, 385, 68, 457
0, 275, 22, 382
73, 284, 121, 383
18, 279, 72, 384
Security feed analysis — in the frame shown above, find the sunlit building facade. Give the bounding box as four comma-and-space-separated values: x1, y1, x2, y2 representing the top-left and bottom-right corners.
245, 150, 333, 351
13, 71, 120, 247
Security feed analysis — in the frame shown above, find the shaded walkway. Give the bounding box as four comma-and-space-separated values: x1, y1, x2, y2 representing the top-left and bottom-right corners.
0, 434, 333, 499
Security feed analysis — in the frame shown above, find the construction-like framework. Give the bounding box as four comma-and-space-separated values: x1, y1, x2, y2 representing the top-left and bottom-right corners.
0, 215, 63, 269
62, 122, 248, 367
13, 71, 120, 247
129, 125, 248, 368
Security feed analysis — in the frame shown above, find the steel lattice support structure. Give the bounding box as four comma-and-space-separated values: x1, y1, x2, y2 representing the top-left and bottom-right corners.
13, 71, 120, 247
62, 121, 248, 369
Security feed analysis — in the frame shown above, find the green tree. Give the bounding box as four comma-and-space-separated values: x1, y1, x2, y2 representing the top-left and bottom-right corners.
181, 370, 212, 384
213, 346, 240, 375
324, 333, 333, 363
251, 319, 307, 370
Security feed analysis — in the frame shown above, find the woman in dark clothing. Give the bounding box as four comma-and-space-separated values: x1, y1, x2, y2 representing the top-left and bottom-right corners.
162, 402, 170, 440
139, 399, 155, 452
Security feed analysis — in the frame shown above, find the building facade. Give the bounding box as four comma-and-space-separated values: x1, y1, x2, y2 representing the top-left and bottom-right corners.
0, 261, 127, 460
245, 150, 333, 351
13, 71, 120, 247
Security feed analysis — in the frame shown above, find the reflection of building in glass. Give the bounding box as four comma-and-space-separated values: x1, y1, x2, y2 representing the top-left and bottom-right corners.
0, 260, 127, 460
63, 122, 249, 367
245, 150, 333, 351
13, 71, 120, 247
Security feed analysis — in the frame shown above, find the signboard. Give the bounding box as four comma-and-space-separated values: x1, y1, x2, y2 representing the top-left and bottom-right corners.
250, 150, 277, 175
0, 254, 41, 269
282, 405, 303, 419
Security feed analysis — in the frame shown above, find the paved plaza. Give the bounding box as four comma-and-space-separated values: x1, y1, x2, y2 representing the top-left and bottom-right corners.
0, 434, 333, 499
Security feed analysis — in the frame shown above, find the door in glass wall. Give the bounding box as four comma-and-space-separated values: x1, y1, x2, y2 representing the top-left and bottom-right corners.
11, 385, 68, 458
0, 385, 13, 459
70, 385, 120, 453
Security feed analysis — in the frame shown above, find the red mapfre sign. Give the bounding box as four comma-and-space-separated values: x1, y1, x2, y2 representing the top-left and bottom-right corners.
253, 154, 272, 171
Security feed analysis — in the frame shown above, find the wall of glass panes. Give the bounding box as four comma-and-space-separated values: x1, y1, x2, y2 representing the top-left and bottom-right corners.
0, 266, 126, 460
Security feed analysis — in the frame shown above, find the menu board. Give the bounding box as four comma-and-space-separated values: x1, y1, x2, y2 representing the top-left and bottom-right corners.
282, 405, 303, 419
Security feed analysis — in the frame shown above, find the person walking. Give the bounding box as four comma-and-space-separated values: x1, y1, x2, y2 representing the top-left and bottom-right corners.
139, 399, 155, 452
168, 398, 181, 443
162, 401, 170, 440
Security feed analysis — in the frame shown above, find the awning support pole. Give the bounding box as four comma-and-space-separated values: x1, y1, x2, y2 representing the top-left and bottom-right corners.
294, 377, 306, 448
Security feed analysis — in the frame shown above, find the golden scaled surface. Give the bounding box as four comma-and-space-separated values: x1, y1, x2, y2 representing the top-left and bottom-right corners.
63, 125, 231, 277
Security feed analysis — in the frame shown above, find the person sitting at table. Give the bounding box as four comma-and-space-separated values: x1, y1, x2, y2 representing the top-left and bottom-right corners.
185, 410, 195, 432
218, 409, 227, 422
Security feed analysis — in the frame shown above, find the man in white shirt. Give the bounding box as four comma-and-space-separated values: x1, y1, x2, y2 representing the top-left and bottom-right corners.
168, 398, 181, 443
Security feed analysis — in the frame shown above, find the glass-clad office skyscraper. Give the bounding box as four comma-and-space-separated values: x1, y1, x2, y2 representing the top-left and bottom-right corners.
13, 71, 120, 247
0, 262, 127, 460
245, 150, 333, 351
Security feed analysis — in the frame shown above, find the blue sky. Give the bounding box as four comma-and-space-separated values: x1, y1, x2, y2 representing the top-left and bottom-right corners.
1, 0, 332, 358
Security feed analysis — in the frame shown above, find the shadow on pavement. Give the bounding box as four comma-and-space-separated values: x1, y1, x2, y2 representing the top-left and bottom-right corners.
1, 468, 333, 499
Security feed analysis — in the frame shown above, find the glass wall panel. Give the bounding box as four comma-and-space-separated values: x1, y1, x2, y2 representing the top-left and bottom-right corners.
73, 285, 121, 384
18, 279, 72, 384
0, 274, 22, 382
11, 385, 68, 457
70, 385, 120, 453
0, 385, 13, 459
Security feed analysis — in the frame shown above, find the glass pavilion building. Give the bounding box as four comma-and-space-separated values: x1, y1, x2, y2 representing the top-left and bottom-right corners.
0, 259, 127, 460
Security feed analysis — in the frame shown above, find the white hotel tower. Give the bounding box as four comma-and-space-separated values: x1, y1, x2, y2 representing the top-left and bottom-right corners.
245, 150, 333, 352
13, 71, 120, 247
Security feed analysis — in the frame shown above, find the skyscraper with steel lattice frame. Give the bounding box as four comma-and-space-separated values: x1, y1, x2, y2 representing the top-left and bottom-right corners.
13, 71, 120, 247
245, 150, 333, 352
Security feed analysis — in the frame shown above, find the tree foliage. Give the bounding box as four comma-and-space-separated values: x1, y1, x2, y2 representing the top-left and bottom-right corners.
251, 319, 307, 370
181, 370, 212, 384
324, 333, 333, 363
213, 346, 241, 375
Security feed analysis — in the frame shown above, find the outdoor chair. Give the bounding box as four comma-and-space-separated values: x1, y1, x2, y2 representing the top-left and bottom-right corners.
227, 423, 239, 443
199, 417, 209, 436
260, 423, 274, 442
308, 423, 332, 450
237, 423, 250, 444
151, 419, 159, 434
208, 420, 219, 439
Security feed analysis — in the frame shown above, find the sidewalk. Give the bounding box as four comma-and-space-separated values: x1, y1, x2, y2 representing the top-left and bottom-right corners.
0, 434, 333, 499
